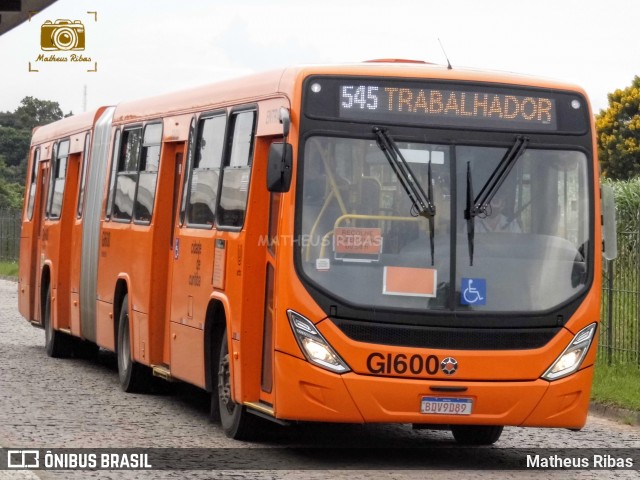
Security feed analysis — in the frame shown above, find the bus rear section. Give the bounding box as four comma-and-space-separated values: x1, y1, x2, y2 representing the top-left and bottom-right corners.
259, 68, 603, 444
18, 108, 107, 358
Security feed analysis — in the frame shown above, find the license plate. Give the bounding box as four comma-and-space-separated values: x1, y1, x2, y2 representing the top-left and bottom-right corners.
420, 397, 473, 415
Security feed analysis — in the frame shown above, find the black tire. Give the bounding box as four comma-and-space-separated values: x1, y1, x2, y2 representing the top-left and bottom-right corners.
217, 329, 262, 440
451, 425, 503, 445
43, 287, 73, 358
209, 343, 222, 423
117, 294, 152, 393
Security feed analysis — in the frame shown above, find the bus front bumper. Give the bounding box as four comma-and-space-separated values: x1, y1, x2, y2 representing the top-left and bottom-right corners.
274, 352, 593, 429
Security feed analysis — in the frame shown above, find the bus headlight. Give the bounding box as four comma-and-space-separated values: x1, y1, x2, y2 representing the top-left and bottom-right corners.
287, 310, 350, 373
542, 323, 597, 381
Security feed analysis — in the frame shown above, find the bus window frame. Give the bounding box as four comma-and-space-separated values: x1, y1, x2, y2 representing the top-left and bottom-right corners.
46, 139, 70, 221
76, 132, 91, 219
179, 116, 196, 227
132, 120, 163, 226
45, 142, 57, 219
105, 128, 122, 220
26, 147, 41, 221
215, 104, 258, 232
183, 109, 228, 230
109, 124, 143, 224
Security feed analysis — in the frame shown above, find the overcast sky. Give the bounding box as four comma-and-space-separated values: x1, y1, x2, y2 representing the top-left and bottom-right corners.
0, 0, 637, 116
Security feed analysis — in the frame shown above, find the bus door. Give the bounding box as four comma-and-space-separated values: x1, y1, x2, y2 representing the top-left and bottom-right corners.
119, 119, 186, 370
17, 146, 52, 326
167, 113, 225, 388
259, 172, 280, 402
223, 104, 286, 408
252, 102, 291, 405
18, 147, 41, 321
212, 107, 268, 407
34, 155, 50, 325
48, 137, 82, 333
69, 133, 92, 336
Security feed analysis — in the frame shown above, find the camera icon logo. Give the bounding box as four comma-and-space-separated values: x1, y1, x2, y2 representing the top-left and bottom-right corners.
41, 19, 85, 51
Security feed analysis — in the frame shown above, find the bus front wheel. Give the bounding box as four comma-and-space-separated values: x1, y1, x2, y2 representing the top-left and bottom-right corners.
216, 329, 262, 440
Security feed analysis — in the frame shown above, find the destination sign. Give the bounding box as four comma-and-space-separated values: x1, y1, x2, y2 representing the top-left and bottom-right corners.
338, 84, 557, 131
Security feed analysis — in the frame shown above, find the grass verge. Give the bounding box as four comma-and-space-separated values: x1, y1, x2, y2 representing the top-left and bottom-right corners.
0, 261, 18, 278
591, 360, 640, 411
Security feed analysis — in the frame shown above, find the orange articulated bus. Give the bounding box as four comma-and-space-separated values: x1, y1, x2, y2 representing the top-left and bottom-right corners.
18, 60, 617, 444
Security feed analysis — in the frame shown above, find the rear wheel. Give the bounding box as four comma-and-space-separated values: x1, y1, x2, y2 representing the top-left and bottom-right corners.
117, 294, 152, 393
451, 425, 503, 445
43, 287, 73, 358
217, 329, 263, 440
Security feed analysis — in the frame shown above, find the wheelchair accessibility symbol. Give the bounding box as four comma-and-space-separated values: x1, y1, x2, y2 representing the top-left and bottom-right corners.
461, 278, 486, 306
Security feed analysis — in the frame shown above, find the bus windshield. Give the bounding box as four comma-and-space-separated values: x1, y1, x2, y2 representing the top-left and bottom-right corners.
298, 135, 591, 313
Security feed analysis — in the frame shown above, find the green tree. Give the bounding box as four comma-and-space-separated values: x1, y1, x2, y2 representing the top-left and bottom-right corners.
596, 76, 640, 180
0, 96, 68, 210
13, 96, 66, 130
0, 157, 24, 210
0, 127, 30, 167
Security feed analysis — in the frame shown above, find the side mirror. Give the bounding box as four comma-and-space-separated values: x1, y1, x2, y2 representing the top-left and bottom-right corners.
267, 142, 293, 193
601, 184, 617, 261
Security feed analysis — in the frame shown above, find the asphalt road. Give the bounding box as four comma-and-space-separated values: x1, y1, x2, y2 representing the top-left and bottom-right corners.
0, 278, 638, 479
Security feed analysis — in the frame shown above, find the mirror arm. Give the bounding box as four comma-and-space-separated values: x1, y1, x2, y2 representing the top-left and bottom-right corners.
279, 107, 290, 139
279, 108, 291, 183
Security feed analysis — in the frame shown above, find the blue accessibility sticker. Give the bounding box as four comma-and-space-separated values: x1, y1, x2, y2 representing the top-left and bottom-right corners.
461, 278, 486, 306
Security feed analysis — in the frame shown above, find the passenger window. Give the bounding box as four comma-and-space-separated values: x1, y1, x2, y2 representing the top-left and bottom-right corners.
48, 139, 70, 219
186, 114, 226, 226
26, 148, 40, 221
105, 129, 121, 218
134, 123, 162, 222
77, 133, 91, 218
179, 118, 196, 226
112, 128, 142, 222
217, 110, 256, 228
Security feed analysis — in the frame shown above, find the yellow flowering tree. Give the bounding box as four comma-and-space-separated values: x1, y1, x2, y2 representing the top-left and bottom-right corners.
596, 76, 640, 180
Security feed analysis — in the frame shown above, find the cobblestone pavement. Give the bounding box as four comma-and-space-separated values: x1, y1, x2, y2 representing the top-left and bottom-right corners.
0, 279, 638, 479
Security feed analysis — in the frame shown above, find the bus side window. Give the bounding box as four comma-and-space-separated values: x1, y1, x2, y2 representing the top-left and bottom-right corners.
134, 123, 162, 223
186, 113, 226, 227
105, 129, 121, 219
26, 148, 40, 220
217, 109, 256, 228
77, 133, 91, 218
179, 118, 196, 226
112, 127, 142, 222
48, 139, 70, 219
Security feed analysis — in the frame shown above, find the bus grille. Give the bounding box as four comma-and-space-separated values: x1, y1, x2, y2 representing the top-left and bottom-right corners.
330, 318, 560, 351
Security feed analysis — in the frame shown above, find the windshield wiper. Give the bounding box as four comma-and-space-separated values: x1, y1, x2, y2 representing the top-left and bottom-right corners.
464, 135, 529, 265
373, 127, 436, 265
